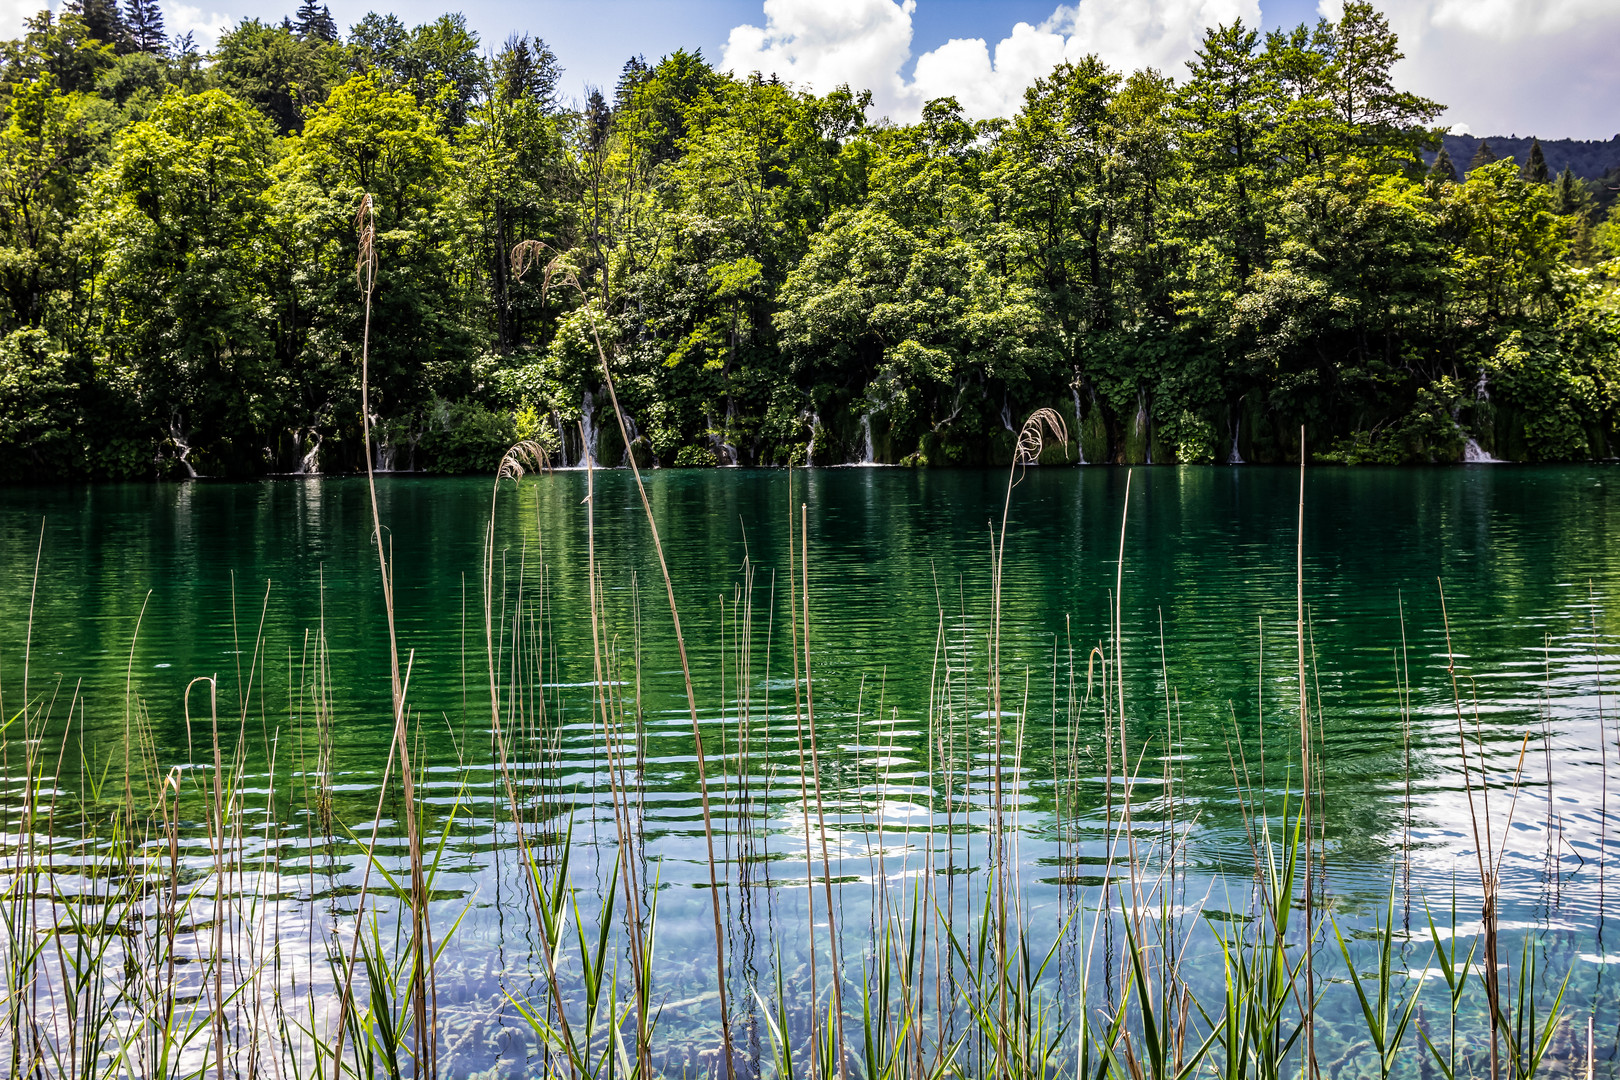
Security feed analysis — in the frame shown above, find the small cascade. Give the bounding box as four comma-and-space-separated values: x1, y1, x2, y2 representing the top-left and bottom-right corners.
1228, 415, 1244, 464
1072, 386, 1087, 464
169, 419, 198, 478
578, 389, 599, 468
553, 412, 570, 465
368, 411, 400, 472
805, 412, 820, 466
621, 411, 641, 466
1463, 437, 1500, 463
858, 412, 875, 464
295, 429, 321, 475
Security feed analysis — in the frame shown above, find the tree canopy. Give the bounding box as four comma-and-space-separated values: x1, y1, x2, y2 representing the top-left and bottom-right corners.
0, 0, 1615, 479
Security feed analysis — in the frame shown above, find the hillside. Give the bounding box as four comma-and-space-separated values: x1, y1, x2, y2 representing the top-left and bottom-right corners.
1437, 133, 1620, 179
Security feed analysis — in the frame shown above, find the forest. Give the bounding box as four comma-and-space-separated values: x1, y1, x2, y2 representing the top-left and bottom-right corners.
0, 0, 1617, 477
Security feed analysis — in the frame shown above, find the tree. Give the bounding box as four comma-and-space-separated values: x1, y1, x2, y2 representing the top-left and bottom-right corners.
213, 18, 341, 134
294, 0, 339, 43
1428, 145, 1457, 183
275, 75, 473, 422
1176, 21, 1277, 299
344, 12, 409, 80
990, 55, 1122, 346
1440, 158, 1565, 320
63, 0, 128, 51
90, 89, 279, 474
463, 38, 568, 352
122, 0, 164, 54
400, 13, 481, 129
0, 73, 110, 334
346, 12, 482, 129
1, 11, 119, 95
493, 33, 560, 109
614, 54, 648, 111
1522, 137, 1548, 182
1556, 166, 1590, 215
1323, 2, 1441, 166
1469, 140, 1497, 171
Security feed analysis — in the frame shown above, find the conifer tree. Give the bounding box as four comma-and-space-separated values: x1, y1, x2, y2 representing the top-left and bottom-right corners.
1428, 145, 1457, 183
1556, 167, 1590, 215
1522, 137, 1549, 182
495, 34, 560, 108
123, 0, 165, 53
294, 0, 338, 42
1468, 140, 1497, 172
66, 0, 129, 49
614, 54, 648, 112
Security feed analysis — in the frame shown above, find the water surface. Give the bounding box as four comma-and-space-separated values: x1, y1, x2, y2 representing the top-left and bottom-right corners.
3, 465, 1618, 1075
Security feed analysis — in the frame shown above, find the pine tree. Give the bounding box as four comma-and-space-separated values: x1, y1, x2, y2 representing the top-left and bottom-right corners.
495, 35, 561, 108
123, 0, 165, 54
294, 0, 338, 42
614, 55, 648, 113
66, 0, 130, 50
1521, 137, 1549, 182
1556, 167, 1591, 215
1428, 146, 1458, 183
1468, 141, 1497, 172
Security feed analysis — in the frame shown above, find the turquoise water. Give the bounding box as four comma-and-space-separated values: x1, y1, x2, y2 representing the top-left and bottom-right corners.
3, 465, 1619, 1074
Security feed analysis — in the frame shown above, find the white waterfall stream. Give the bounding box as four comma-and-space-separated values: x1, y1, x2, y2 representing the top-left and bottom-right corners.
577, 389, 599, 468
1072, 386, 1086, 464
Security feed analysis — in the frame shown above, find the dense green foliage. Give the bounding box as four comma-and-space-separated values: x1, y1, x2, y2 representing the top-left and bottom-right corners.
0, 1, 1617, 476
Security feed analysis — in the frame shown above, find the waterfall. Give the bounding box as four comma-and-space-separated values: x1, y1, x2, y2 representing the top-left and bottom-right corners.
1463, 437, 1500, 463
859, 413, 875, 464
293, 428, 321, 475
621, 411, 640, 467
1072, 386, 1087, 464
578, 389, 599, 468
805, 412, 819, 466
168, 417, 198, 478
553, 412, 569, 465
1228, 415, 1244, 464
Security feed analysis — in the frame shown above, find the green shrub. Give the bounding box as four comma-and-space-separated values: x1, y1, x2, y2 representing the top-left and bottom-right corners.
418, 398, 517, 474
0, 329, 81, 481
673, 444, 717, 467
1486, 330, 1602, 460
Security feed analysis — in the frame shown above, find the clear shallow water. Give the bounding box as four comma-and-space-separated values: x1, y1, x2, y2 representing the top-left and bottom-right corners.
3, 465, 1620, 1076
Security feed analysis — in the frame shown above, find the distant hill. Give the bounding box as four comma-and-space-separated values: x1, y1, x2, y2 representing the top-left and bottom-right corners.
1429, 133, 1620, 180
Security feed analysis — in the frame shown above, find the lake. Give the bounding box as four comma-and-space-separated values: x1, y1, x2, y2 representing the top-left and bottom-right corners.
2, 464, 1617, 1077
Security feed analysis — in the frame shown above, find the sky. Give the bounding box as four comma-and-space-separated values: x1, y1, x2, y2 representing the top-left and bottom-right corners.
14, 0, 1620, 139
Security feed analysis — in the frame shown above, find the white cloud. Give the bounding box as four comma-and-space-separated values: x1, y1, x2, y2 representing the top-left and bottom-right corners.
909, 18, 1069, 120
1427, 0, 1614, 39
722, 0, 917, 115
0, 0, 233, 50
1321, 0, 1620, 139
1058, 0, 1258, 78
0, 0, 38, 41
168, 3, 234, 48
723, 0, 1260, 121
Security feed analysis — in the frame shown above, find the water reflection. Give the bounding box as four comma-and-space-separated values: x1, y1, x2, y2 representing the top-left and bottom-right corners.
2, 466, 1619, 1076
